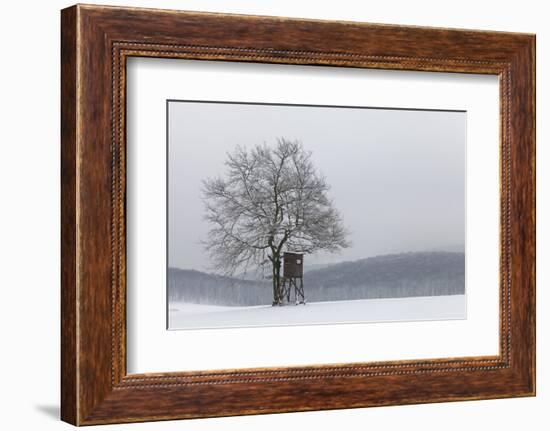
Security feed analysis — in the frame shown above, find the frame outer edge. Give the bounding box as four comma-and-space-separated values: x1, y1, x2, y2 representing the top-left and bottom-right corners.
61, 5, 79, 426
526, 34, 536, 396
524, 34, 536, 395
507, 35, 536, 395
531, 34, 536, 396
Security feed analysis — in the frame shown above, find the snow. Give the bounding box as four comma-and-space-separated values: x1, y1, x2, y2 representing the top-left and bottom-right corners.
168, 294, 466, 330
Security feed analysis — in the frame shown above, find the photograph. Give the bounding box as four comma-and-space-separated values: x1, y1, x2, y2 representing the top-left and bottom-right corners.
167, 100, 466, 330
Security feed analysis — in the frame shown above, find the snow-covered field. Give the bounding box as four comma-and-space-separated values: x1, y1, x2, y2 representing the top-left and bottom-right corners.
168, 295, 466, 330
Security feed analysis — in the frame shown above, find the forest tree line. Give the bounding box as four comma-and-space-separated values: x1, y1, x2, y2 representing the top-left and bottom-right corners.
168, 251, 465, 307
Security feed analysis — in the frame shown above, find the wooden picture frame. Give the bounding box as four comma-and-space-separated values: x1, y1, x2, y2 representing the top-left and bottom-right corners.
61, 4, 535, 425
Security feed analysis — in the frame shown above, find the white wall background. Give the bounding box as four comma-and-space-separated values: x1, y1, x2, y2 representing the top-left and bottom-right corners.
0, 0, 546, 429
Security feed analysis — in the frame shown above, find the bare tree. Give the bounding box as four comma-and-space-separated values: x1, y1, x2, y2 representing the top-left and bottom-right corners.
202, 138, 350, 305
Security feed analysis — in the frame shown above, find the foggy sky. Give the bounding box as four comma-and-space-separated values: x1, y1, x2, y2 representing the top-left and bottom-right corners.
168, 101, 465, 271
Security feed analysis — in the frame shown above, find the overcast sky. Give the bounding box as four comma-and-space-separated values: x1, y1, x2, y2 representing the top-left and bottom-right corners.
168, 101, 465, 272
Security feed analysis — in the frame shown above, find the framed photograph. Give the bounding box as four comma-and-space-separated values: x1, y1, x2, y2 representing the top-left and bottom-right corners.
61, 4, 535, 425
165, 100, 467, 330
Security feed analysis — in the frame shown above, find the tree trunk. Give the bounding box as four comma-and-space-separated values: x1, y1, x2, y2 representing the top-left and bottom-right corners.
271, 254, 282, 305
271, 260, 278, 306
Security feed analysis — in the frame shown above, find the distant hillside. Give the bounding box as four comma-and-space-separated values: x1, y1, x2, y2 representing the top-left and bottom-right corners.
303, 252, 464, 302
168, 269, 270, 306
235, 262, 332, 281
168, 251, 465, 306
